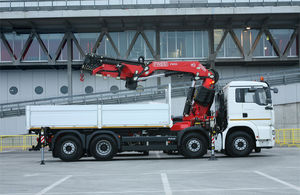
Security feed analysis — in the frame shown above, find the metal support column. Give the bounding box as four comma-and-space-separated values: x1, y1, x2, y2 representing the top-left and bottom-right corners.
155, 29, 160, 60
208, 28, 215, 69
67, 32, 73, 103
243, 29, 251, 61
298, 26, 300, 68
156, 28, 161, 86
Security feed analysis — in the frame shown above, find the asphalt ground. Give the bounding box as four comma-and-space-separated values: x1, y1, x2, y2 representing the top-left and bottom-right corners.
0, 148, 300, 195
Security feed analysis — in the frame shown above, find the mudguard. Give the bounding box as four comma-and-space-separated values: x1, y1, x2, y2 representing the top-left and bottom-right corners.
177, 126, 209, 146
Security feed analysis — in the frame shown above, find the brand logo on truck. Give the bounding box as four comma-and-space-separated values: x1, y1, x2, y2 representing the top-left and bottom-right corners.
153, 62, 179, 67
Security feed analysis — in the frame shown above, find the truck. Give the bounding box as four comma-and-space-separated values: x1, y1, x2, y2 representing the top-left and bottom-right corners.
27, 54, 278, 161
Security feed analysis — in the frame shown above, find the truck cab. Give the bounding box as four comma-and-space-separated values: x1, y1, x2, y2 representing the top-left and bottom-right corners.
216, 81, 276, 156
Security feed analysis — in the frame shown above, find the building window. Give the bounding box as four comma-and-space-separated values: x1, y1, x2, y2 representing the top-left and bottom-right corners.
251, 30, 276, 57
160, 31, 208, 59
40, 34, 66, 61
215, 29, 243, 58
270, 29, 297, 57
85, 86, 94, 94
35, 86, 44, 95
108, 30, 156, 60
73, 33, 99, 61
110, 85, 119, 94
60, 86, 68, 94
9, 86, 18, 95
0, 34, 13, 62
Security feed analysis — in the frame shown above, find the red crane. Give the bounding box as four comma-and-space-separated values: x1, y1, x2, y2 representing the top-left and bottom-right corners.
81, 54, 219, 132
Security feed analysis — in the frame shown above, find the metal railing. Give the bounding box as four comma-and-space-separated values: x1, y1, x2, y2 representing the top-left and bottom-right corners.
0, 82, 194, 118
275, 129, 300, 148
0, 0, 299, 12
0, 67, 300, 118
0, 134, 38, 152
217, 68, 300, 87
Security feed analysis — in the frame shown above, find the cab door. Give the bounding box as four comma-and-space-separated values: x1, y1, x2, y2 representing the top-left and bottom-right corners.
236, 87, 273, 139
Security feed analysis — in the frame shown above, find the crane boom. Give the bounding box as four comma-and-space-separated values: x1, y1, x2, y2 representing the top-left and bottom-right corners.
81, 53, 219, 130
82, 54, 217, 89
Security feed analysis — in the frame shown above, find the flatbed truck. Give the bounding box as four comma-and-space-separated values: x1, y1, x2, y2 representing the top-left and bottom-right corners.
27, 54, 277, 161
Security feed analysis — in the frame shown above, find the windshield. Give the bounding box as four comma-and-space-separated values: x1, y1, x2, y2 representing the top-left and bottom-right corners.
256, 88, 267, 105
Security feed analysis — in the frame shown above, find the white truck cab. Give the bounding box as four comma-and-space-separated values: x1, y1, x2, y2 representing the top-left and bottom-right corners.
216, 81, 276, 156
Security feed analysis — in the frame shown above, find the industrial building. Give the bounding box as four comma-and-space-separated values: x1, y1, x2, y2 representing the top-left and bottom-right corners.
0, 0, 300, 134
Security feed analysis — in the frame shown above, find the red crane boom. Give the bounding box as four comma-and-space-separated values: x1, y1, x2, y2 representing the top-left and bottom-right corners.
81, 54, 219, 132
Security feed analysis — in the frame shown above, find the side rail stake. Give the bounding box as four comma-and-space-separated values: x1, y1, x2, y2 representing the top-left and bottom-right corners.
209, 129, 217, 161
40, 127, 46, 165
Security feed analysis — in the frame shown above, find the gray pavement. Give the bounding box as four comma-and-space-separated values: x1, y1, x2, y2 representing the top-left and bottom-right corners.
0, 148, 300, 195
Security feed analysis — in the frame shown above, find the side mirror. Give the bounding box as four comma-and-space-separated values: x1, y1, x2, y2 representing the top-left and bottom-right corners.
272, 88, 279, 93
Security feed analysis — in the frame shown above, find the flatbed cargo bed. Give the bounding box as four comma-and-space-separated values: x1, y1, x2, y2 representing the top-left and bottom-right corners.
26, 85, 172, 130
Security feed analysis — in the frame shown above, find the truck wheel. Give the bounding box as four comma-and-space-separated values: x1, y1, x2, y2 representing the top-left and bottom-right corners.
180, 133, 208, 158
90, 135, 117, 161
57, 135, 83, 162
226, 131, 253, 157
255, 148, 261, 153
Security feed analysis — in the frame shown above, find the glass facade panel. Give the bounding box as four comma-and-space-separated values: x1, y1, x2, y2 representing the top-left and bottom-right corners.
43, 34, 65, 60
59, 42, 67, 61
0, 35, 12, 62
105, 36, 118, 58
40, 34, 65, 61
160, 31, 208, 59
234, 29, 243, 46
214, 29, 224, 51
167, 31, 176, 58
128, 32, 155, 60
290, 39, 297, 56
160, 32, 168, 58
195, 31, 209, 58
177, 31, 193, 58
5, 34, 29, 60
23, 38, 40, 61
252, 30, 276, 57
108, 30, 155, 59
119, 32, 130, 57
270, 29, 297, 57
74, 33, 98, 60
96, 35, 118, 58
216, 29, 243, 58
0, 29, 298, 63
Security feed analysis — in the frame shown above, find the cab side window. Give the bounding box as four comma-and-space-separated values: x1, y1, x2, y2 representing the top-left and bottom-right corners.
236, 88, 256, 103
236, 88, 267, 105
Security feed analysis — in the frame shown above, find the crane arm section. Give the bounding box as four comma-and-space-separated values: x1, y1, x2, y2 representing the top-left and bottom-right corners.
81, 54, 215, 89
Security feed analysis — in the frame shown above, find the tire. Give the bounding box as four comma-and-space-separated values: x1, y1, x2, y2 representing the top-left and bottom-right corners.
57, 135, 83, 162
226, 131, 254, 157
90, 135, 117, 161
180, 133, 208, 158
255, 148, 261, 153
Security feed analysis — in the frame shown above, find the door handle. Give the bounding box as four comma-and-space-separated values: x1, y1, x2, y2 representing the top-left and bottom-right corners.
243, 113, 248, 118
265, 106, 273, 110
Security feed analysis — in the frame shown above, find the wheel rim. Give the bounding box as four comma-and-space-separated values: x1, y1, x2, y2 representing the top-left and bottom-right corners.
233, 138, 247, 151
187, 138, 201, 152
62, 141, 76, 155
96, 140, 112, 156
